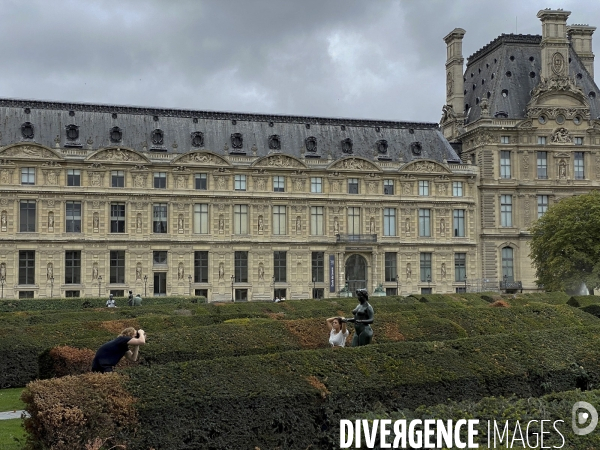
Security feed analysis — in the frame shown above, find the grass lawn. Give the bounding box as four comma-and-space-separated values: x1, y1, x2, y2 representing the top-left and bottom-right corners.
0, 390, 24, 412
0, 419, 25, 450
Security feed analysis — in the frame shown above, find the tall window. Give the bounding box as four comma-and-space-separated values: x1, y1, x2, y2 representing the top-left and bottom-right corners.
21, 168, 35, 185
500, 136, 510, 144
234, 174, 246, 191
65, 201, 82, 233
575, 137, 584, 146
384, 252, 397, 282
153, 204, 168, 233
537, 195, 549, 218
383, 208, 396, 236
502, 247, 514, 282
193, 204, 209, 234
453, 209, 465, 237
574, 152, 585, 179
20, 200, 36, 232
233, 205, 248, 234
67, 169, 81, 186
311, 177, 322, 193
311, 252, 324, 283
310, 206, 324, 235
110, 203, 126, 233
19, 250, 35, 285
537, 152, 547, 179
111, 170, 124, 187
418, 181, 429, 196
195, 173, 207, 190
348, 178, 359, 194
273, 176, 285, 192
500, 151, 511, 179
194, 251, 209, 283
110, 250, 125, 284
537, 136, 547, 145
500, 195, 512, 227
153, 251, 167, 266
347, 207, 361, 235
273, 251, 287, 282
454, 253, 466, 282
418, 209, 431, 237
234, 251, 248, 283
154, 172, 167, 189
383, 179, 394, 195
272, 205, 287, 235
65, 250, 81, 284
420, 253, 432, 282
452, 181, 463, 197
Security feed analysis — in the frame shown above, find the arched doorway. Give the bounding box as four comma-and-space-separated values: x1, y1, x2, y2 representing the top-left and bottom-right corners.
345, 254, 368, 294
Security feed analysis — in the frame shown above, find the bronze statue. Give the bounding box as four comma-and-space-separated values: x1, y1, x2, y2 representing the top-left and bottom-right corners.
344, 289, 374, 346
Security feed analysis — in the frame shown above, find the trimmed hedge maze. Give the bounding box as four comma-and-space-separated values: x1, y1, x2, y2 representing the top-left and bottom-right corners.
10, 293, 600, 449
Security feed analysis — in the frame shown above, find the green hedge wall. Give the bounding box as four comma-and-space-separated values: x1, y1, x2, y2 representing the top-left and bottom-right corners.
2, 304, 597, 387
353, 388, 600, 449
121, 326, 600, 449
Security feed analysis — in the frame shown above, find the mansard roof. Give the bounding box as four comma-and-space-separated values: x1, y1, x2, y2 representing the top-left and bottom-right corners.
0, 98, 460, 164
463, 34, 600, 124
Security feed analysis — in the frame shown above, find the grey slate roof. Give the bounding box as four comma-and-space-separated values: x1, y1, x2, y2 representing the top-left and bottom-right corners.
0, 98, 460, 164
463, 34, 600, 124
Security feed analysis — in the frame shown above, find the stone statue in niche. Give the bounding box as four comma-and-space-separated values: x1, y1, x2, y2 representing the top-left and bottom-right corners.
178, 215, 184, 231
369, 217, 375, 234
405, 218, 411, 233
334, 217, 339, 234
559, 159, 567, 179
258, 215, 264, 233
93, 213, 99, 230
0, 262, 6, 280
1, 210, 6, 228
136, 214, 142, 232
178, 263, 184, 280
258, 264, 264, 281
440, 218, 446, 234
48, 212, 54, 229
92, 263, 98, 280
218, 263, 224, 280
406, 263, 412, 280
219, 215, 224, 233
47, 263, 53, 280
296, 216, 301, 234
136, 265, 142, 280
441, 263, 447, 280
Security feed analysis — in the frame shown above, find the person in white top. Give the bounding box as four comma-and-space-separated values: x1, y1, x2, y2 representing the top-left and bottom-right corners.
327, 317, 349, 347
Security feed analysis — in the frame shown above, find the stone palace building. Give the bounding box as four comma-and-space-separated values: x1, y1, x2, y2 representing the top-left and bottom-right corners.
0, 8, 596, 300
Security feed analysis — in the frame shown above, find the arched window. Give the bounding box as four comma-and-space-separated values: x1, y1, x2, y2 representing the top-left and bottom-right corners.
501, 247, 514, 282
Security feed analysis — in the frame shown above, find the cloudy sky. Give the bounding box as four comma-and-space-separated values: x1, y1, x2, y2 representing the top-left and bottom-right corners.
1, 0, 599, 123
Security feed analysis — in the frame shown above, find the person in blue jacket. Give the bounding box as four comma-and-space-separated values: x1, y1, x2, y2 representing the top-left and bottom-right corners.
91, 327, 146, 373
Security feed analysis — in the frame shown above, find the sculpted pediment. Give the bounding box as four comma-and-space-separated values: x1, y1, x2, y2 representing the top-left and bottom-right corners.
253, 154, 307, 169
400, 160, 451, 174
527, 76, 590, 119
86, 147, 149, 163
0, 143, 63, 160
172, 151, 230, 166
327, 157, 381, 172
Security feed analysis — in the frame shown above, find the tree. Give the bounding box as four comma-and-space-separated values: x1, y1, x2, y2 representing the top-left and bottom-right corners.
529, 190, 600, 293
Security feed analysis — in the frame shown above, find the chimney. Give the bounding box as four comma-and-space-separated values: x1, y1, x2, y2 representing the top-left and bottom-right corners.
537, 9, 571, 80
567, 24, 596, 78
442, 28, 466, 139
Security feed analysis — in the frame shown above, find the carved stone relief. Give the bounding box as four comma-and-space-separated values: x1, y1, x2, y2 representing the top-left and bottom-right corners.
89, 172, 104, 187
293, 178, 305, 192
551, 127, 572, 144
89, 148, 144, 162
214, 176, 227, 190
367, 181, 378, 194
0, 168, 13, 184
1, 145, 59, 159
176, 175, 186, 189
133, 174, 147, 188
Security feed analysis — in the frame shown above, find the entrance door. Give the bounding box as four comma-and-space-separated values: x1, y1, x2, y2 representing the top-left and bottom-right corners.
345, 254, 368, 295
154, 272, 167, 296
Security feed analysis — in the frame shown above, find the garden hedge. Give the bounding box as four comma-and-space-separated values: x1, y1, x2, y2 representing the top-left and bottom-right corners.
23, 325, 600, 449
3, 304, 598, 387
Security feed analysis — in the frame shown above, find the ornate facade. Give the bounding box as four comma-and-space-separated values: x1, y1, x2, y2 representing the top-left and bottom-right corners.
442, 8, 599, 292
1, 8, 594, 300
